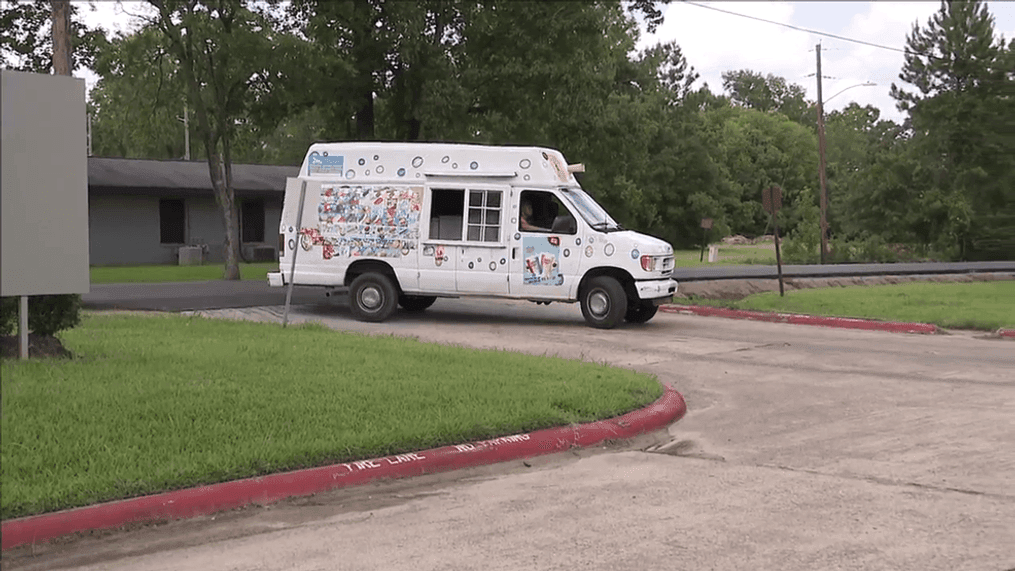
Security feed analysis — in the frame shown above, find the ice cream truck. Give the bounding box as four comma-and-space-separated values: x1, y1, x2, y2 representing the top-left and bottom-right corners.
267, 142, 677, 328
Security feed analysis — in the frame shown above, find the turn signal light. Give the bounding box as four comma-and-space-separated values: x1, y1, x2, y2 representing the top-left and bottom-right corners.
640, 255, 656, 272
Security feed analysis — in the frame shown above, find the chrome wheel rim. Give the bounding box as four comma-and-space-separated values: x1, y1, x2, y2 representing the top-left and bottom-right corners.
360, 286, 382, 310
588, 290, 610, 317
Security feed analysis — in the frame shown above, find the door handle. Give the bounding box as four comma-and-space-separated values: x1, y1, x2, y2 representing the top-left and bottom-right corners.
512, 247, 517, 260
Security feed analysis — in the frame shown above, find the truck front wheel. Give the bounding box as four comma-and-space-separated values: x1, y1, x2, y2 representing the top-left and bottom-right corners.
349, 272, 398, 322
625, 300, 659, 324
580, 276, 627, 329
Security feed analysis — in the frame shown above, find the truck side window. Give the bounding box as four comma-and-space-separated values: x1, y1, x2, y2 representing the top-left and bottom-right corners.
467, 189, 501, 242
519, 190, 577, 235
430, 188, 464, 240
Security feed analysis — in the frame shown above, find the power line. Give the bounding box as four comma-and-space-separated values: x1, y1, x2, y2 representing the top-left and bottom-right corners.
682, 1, 909, 55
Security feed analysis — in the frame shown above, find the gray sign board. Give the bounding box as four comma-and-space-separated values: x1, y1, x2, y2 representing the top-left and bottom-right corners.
1, 70, 90, 296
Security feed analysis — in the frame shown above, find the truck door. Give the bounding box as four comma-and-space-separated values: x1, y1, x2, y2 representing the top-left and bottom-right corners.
419, 185, 510, 295
511, 189, 581, 299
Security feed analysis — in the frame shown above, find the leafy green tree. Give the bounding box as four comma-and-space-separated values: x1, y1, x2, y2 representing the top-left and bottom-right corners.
89, 27, 194, 160
890, 0, 1014, 259
699, 106, 819, 239
721, 69, 812, 125
0, 0, 105, 73
823, 103, 905, 241
284, 0, 467, 141
147, 0, 278, 279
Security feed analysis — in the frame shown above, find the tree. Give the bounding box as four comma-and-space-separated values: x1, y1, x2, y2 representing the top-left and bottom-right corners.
823, 103, 904, 240
890, 0, 1015, 259
699, 106, 818, 239
0, 0, 105, 73
147, 0, 277, 279
637, 41, 699, 104
721, 69, 812, 125
89, 27, 194, 160
284, 0, 467, 142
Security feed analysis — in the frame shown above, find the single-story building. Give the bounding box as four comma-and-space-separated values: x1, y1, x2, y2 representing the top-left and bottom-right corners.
88, 157, 299, 265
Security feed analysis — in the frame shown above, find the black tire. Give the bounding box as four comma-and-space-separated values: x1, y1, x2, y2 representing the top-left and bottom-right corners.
349, 272, 398, 322
625, 300, 659, 324
398, 294, 437, 312
580, 276, 627, 329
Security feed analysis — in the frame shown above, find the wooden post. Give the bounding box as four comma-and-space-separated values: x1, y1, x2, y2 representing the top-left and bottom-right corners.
19, 296, 29, 359
762, 186, 785, 297
816, 43, 830, 265
51, 1, 72, 76
699, 218, 713, 262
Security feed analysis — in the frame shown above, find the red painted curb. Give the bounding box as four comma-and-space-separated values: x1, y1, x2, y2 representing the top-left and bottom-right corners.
661, 304, 938, 334
1, 387, 686, 551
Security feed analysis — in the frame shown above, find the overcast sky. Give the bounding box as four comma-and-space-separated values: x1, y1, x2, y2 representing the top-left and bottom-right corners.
638, 1, 1015, 123
75, 1, 1015, 125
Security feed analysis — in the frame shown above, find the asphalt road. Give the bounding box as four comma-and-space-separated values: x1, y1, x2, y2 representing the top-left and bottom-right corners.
7, 299, 1013, 570
81, 261, 1015, 312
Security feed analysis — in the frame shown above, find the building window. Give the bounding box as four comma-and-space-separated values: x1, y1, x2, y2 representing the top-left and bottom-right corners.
466, 189, 501, 242
242, 199, 265, 243
159, 199, 185, 244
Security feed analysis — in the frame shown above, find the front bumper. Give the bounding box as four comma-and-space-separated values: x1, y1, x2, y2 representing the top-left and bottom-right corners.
267, 271, 284, 287
635, 278, 678, 301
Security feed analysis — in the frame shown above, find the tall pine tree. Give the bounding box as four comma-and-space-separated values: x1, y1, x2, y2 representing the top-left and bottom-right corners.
890, 0, 1014, 259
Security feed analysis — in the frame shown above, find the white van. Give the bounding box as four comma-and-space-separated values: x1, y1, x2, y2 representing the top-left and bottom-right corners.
267, 143, 677, 328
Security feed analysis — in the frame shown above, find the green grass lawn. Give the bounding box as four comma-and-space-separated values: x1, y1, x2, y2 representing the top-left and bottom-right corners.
674, 281, 1015, 331
0, 314, 662, 520
90, 262, 278, 284
672, 245, 776, 267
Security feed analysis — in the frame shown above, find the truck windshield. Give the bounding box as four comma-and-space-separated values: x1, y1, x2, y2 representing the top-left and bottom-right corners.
559, 187, 623, 232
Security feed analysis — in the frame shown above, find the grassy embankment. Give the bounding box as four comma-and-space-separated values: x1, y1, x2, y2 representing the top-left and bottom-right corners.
1, 314, 662, 520
672, 245, 776, 267
90, 262, 278, 284
675, 281, 1015, 331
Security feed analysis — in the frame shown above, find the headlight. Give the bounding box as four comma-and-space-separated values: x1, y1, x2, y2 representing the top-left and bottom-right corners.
640, 255, 657, 272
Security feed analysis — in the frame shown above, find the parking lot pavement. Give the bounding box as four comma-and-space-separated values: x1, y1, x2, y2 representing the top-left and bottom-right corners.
5, 300, 1014, 571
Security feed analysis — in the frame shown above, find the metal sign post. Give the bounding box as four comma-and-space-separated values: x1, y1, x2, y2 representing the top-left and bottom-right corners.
699, 218, 713, 262
762, 186, 785, 297
282, 180, 307, 327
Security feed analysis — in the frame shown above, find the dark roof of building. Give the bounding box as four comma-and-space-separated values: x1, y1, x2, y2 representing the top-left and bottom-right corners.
88, 157, 299, 193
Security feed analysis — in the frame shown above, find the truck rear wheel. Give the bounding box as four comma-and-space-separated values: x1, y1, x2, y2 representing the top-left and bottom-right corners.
349, 272, 397, 322
625, 300, 659, 324
580, 276, 627, 329
398, 294, 437, 312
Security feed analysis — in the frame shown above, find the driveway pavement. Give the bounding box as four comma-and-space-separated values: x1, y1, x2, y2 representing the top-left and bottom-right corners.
6, 297, 1013, 571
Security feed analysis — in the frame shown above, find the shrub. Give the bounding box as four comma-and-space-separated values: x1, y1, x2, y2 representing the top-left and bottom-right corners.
0, 294, 82, 336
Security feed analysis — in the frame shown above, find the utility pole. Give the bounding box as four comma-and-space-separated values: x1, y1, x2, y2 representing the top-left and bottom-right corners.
183, 104, 190, 160
51, 1, 72, 76
815, 43, 830, 265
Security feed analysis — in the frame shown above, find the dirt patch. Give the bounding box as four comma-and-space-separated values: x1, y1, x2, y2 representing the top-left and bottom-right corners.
676, 272, 1015, 301
0, 334, 74, 359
